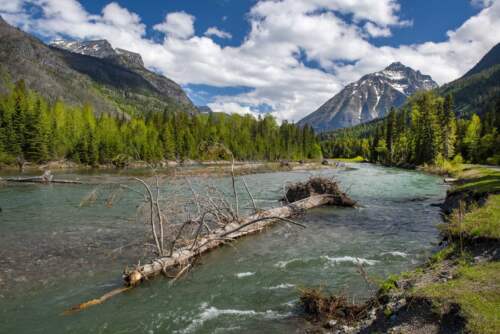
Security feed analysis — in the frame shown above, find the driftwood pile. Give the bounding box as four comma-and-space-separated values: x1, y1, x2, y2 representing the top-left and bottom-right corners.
284, 176, 356, 207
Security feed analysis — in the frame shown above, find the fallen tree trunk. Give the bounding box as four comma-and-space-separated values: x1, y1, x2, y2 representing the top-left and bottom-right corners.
3, 170, 82, 184
66, 176, 356, 314
124, 194, 341, 286
4, 177, 83, 184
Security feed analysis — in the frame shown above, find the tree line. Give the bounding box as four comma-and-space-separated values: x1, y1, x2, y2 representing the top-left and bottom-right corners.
0, 81, 322, 166
321, 91, 500, 166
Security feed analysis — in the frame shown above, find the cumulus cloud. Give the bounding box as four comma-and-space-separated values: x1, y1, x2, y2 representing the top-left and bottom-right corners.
0, 0, 499, 122
153, 11, 195, 39
204, 26, 232, 39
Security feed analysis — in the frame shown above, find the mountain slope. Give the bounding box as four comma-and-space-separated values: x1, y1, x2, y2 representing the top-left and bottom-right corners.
0, 16, 122, 116
0, 16, 195, 116
298, 62, 437, 132
439, 42, 500, 117
51, 40, 195, 114
463, 43, 500, 78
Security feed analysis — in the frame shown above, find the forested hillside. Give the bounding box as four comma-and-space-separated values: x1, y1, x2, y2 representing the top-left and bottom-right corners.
321, 91, 500, 166
0, 81, 321, 166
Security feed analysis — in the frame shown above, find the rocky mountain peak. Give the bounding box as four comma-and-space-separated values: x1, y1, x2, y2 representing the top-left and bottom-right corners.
298, 63, 438, 132
385, 61, 406, 71
51, 39, 116, 59
50, 39, 145, 69
115, 48, 144, 68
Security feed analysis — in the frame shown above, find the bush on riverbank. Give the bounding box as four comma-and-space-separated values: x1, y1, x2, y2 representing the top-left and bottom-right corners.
446, 195, 500, 239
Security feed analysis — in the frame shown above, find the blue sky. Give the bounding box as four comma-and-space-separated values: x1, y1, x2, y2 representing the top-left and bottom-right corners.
78, 0, 481, 47
1, 0, 499, 121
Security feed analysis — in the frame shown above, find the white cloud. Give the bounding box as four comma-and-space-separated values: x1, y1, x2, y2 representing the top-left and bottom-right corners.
204, 26, 232, 39
0, 0, 499, 123
0, 0, 23, 13
207, 101, 258, 118
102, 2, 141, 28
153, 11, 195, 39
364, 22, 392, 37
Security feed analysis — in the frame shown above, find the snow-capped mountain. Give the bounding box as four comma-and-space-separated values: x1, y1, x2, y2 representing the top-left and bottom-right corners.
51, 39, 144, 68
298, 62, 438, 132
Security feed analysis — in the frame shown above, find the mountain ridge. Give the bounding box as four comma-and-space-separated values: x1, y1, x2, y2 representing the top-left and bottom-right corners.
439, 42, 500, 117
0, 16, 195, 116
298, 62, 438, 133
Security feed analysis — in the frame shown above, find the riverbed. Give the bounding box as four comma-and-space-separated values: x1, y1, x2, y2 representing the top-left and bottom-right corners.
0, 164, 447, 333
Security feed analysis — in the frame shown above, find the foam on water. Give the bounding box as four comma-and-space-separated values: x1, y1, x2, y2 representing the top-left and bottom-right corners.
381, 251, 408, 257
235, 272, 255, 278
322, 255, 379, 266
178, 303, 290, 334
266, 283, 295, 290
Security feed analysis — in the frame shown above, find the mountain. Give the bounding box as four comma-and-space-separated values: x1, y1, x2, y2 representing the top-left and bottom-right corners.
439, 42, 500, 117
463, 43, 500, 78
197, 106, 214, 114
0, 16, 195, 116
298, 62, 438, 132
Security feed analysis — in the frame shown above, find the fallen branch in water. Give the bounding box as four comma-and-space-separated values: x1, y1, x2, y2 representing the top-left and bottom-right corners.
62, 286, 132, 315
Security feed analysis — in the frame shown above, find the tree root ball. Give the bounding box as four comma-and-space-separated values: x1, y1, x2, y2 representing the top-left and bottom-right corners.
284, 177, 356, 206
125, 270, 143, 286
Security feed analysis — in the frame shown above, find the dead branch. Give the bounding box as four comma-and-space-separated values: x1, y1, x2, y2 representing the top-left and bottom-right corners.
242, 176, 258, 213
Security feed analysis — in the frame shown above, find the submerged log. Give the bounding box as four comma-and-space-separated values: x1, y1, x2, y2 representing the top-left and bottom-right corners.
124, 193, 345, 286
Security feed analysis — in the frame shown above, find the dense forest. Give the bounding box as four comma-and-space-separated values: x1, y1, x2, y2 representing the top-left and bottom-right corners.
0, 81, 322, 166
321, 91, 500, 166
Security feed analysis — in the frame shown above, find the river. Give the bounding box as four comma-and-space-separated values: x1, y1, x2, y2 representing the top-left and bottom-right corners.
0, 163, 447, 333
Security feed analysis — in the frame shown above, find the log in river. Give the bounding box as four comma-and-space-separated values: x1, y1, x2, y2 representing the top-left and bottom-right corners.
124, 193, 352, 286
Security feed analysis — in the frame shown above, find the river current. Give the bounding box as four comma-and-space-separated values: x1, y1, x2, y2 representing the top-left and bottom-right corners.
0, 163, 447, 333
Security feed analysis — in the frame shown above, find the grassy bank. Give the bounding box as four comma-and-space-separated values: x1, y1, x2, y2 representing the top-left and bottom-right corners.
330, 156, 367, 163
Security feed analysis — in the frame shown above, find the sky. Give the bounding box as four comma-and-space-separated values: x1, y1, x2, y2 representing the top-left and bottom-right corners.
0, 0, 499, 122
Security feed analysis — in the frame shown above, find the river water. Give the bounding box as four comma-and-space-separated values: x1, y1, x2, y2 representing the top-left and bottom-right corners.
0, 164, 447, 333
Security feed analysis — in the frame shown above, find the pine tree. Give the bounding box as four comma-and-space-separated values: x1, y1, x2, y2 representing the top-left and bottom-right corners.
464, 114, 482, 162
385, 108, 396, 163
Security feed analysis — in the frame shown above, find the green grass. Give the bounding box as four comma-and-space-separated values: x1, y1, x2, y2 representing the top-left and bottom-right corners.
378, 271, 418, 295
414, 262, 500, 334
452, 167, 500, 195
429, 244, 457, 264
332, 156, 367, 163
447, 195, 500, 239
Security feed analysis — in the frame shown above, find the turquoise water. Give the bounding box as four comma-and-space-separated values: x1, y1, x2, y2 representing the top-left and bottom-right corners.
0, 164, 447, 333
